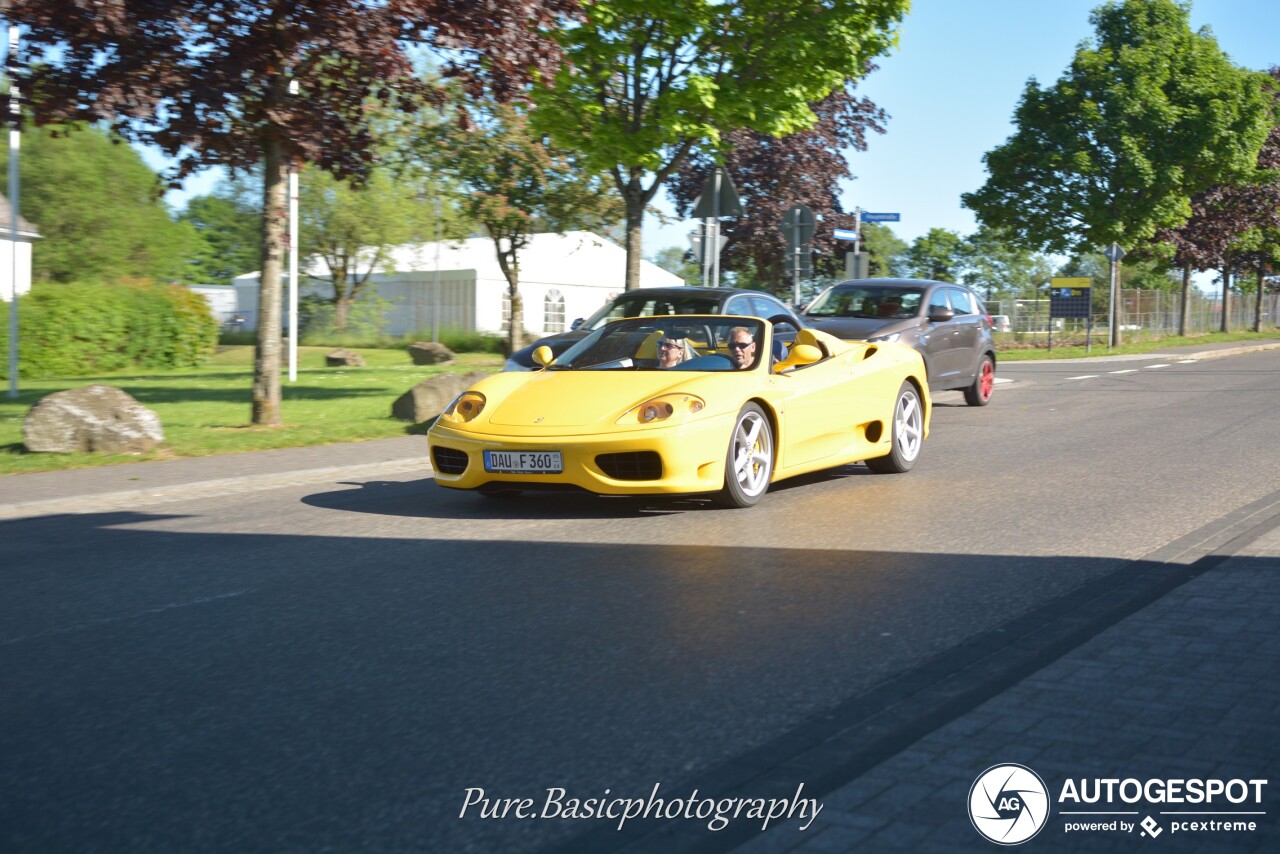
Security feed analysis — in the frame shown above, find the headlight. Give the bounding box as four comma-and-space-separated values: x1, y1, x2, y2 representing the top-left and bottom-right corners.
440, 391, 486, 423
868, 331, 901, 343
618, 394, 705, 425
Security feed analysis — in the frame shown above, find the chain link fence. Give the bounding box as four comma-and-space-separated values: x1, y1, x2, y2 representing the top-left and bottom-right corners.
988, 289, 1280, 341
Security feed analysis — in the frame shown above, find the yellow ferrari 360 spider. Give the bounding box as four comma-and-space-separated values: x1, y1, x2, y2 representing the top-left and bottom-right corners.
427, 315, 930, 507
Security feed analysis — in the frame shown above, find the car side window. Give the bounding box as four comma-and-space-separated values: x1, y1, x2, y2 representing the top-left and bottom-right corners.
946, 288, 976, 315
928, 289, 950, 314
749, 295, 785, 320
724, 296, 751, 316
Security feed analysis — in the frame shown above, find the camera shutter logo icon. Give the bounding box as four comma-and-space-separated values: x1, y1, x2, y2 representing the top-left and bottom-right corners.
969, 764, 1050, 845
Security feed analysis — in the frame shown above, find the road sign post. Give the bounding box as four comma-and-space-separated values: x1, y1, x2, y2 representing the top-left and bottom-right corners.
781, 204, 815, 304
692, 167, 741, 288
1103, 243, 1127, 347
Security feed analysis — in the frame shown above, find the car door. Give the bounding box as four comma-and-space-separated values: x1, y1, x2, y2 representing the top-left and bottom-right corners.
921, 286, 962, 383
944, 288, 982, 383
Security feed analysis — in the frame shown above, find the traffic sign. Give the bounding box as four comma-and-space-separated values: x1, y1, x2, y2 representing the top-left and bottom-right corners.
860, 212, 900, 222
832, 228, 859, 241
688, 227, 727, 263
691, 167, 742, 219
1104, 243, 1126, 262
781, 204, 815, 246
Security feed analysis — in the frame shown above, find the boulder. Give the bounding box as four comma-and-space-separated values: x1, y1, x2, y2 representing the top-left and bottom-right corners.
407, 341, 456, 366
392, 370, 491, 423
23, 384, 164, 454
326, 348, 366, 367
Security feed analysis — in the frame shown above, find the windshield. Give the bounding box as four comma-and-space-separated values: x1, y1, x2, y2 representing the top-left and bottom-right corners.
580, 293, 725, 330
552, 317, 766, 372
806, 285, 924, 320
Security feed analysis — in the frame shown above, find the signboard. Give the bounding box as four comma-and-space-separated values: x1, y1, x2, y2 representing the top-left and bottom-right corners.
1104, 243, 1127, 262
1050, 277, 1092, 319
781, 204, 815, 247
860, 212, 900, 222
832, 228, 859, 241
691, 167, 742, 218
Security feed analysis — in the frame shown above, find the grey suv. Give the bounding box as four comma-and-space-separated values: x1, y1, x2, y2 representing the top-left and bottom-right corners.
800, 278, 996, 406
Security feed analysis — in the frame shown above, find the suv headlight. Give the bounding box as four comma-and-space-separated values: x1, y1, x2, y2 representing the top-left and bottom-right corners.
868, 331, 901, 343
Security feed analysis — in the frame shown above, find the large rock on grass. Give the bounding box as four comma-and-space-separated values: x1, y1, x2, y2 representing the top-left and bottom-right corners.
326, 348, 366, 367
24, 385, 164, 454
408, 341, 456, 366
392, 371, 491, 423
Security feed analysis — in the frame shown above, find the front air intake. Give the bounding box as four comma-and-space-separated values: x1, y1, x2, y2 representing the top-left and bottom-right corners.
432, 446, 469, 474
596, 451, 663, 481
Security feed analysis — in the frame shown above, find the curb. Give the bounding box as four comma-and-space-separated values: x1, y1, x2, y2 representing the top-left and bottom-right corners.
0, 457, 431, 521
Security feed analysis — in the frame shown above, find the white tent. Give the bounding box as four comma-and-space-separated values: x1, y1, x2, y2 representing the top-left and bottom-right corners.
233, 231, 683, 335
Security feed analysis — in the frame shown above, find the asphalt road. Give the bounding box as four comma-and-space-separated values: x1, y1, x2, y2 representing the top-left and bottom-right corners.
2, 350, 1277, 853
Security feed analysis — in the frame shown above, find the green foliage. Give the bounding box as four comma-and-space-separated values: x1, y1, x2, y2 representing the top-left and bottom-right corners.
650, 246, 701, 285
180, 174, 263, 285
859, 223, 909, 277
0, 124, 201, 284
0, 282, 218, 379
900, 229, 967, 281
962, 0, 1275, 255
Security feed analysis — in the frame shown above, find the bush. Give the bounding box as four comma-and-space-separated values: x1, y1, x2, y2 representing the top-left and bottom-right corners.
0, 280, 218, 379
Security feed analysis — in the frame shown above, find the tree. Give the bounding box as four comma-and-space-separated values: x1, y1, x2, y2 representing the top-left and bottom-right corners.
0, 124, 199, 284
428, 99, 621, 355
533, 0, 908, 290
960, 228, 1057, 301
899, 229, 966, 282
14, 0, 575, 425
651, 246, 700, 285
668, 85, 888, 291
962, 0, 1273, 258
297, 166, 436, 332
180, 173, 263, 286
859, 223, 909, 278
1155, 67, 1280, 334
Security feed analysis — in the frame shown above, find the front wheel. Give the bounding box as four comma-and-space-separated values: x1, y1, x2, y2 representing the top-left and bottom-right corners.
716, 403, 774, 508
964, 355, 995, 406
866, 382, 924, 474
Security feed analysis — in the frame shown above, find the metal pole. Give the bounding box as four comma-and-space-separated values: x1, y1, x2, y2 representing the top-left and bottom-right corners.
1108, 258, 1120, 348
7, 25, 20, 400
792, 218, 801, 306
287, 79, 299, 382
711, 167, 721, 288
433, 194, 441, 342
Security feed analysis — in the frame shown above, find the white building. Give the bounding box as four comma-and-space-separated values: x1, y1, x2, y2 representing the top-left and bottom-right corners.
0, 194, 40, 302
187, 284, 239, 324
232, 231, 683, 335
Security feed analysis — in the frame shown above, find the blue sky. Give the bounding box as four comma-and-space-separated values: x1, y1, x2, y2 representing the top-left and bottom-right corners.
648, 0, 1280, 255
122, 0, 1280, 259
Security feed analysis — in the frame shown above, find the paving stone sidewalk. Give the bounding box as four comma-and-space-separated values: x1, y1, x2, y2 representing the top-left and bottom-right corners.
734, 525, 1280, 854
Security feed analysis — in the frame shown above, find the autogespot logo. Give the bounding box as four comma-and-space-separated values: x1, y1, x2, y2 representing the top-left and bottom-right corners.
969, 764, 1050, 845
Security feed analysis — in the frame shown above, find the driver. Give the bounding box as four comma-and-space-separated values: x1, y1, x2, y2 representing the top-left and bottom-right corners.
727, 327, 757, 369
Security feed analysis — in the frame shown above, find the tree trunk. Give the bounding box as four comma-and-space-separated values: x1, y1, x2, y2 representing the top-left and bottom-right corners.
1255, 269, 1264, 333
335, 295, 351, 333
493, 239, 524, 355
1179, 263, 1192, 337
252, 137, 287, 427
1220, 265, 1231, 334
623, 179, 646, 291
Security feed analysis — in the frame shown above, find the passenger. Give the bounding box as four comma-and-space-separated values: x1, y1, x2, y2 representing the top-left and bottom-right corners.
657, 336, 686, 368
727, 327, 757, 369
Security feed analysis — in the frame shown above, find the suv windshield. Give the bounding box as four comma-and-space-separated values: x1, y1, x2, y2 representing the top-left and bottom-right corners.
553, 317, 766, 372
806, 286, 924, 320
580, 293, 724, 330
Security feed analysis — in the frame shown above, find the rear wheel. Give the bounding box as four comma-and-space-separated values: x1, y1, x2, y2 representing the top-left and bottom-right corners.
867, 382, 924, 474
964, 355, 995, 406
716, 403, 773, 507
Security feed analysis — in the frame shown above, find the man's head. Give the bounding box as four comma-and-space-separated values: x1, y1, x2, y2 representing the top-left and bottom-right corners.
657, 336, 685, 368
727, 326, 756, 369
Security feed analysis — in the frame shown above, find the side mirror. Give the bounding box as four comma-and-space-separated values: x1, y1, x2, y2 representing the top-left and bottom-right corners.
569, 318, 584, 330
928, 306, 955, 323
774, 343, 823, 374
532, 346, 555, 368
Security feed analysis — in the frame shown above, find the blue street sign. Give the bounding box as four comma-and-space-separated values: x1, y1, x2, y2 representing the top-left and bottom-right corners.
832, 228, 859, 241
861, 212, 900, 222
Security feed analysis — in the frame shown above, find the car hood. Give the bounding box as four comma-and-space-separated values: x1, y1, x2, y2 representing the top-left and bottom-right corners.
438, 369, 733, 436
801, 315, 915, 340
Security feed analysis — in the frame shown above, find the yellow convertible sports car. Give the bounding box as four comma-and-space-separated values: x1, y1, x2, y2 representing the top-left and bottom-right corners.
427, 315, 930, 507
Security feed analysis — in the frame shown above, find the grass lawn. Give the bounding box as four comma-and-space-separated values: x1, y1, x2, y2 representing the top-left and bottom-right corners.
0, 346, 502, 476
993, 329, 1279, 361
